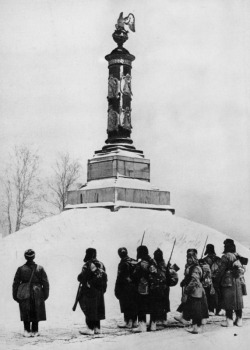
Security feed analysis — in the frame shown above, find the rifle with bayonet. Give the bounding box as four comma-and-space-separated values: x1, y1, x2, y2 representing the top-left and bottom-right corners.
141, 230, 146, 245
72, 282, 82, 311
200, 235, 208, 260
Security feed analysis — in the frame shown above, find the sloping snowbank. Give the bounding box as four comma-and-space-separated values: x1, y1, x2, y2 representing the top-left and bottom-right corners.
1, 208, 249, 327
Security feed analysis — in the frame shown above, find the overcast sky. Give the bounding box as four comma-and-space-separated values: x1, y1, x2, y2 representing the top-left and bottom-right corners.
0, 0, 249, 244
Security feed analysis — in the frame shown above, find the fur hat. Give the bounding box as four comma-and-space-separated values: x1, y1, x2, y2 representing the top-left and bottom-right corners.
187, 248, 197, 257
154, 248, 163, 261
84, 248, 97, 262
204, 244, 215, 255
118, 247, 128, 258
24, 249, 35, 260
224, 238, 234, 246
223, 242, 236, 254
137, 245, 149, 260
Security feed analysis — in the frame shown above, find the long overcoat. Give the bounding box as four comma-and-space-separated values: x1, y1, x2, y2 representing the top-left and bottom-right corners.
132, 255, 155, 315
12, 261, 49, 322
178, 263, 208, 321
115, 256, 137, 316
214, 252, 243, 311
78, 259, 106, 321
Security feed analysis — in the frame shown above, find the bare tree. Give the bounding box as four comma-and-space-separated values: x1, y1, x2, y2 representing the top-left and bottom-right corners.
0, 145, 42, 234
46, 152, 82, 212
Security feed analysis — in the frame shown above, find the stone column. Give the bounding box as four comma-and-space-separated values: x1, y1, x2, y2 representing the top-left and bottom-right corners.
102, 25, 137, 152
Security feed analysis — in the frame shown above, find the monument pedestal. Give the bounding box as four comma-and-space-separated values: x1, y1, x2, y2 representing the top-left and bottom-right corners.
66, 150, 175, 213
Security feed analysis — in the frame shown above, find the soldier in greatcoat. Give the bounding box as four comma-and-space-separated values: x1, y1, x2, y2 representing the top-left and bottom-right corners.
214, 239, 244, 327
115, 247, 138, 328
12, 249, 49, 337
175, 249, 208, 334
202, 244, 222, 315
77, 248, 107, 335
132, 245, 157, 332
152, 248, 170, 326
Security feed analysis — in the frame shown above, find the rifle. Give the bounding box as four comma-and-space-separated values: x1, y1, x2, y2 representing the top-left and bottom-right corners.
72, 282, 82, 311
167, 238, 176, 267
141, 230, 146, 245
200, 235, 208, 259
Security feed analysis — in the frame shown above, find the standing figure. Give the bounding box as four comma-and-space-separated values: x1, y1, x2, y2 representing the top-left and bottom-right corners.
152, 248, 175, 326
115, 247, 138, 328
175, 249, 208, 334
12, 249, 49, 337
77, 248, 107, 335
214, 239, 244, 327
202, 244, 222, 315
132, 245, 156, 332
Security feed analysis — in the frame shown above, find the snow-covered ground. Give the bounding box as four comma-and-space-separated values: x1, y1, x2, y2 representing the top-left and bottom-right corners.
1, 208, 250, 349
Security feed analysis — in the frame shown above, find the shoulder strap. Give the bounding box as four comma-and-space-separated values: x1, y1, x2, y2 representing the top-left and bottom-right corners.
28, 266, 36, 284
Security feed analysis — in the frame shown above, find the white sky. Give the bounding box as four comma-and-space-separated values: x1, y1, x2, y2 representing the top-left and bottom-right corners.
0, 0, 250, 243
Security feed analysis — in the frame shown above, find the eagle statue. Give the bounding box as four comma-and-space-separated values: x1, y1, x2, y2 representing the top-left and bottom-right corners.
116, 12, 135, 33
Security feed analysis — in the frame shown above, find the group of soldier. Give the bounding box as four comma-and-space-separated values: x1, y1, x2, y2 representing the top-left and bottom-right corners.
12, 238, 247, 337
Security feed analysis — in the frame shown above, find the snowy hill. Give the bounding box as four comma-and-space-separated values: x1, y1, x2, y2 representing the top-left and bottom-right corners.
1, 208, 250, 328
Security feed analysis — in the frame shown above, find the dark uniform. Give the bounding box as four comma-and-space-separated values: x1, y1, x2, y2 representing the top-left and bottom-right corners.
152, 248, 170, 326
78, 248, 107, 335
176, 248, 208, 334
132, 245, 158, 332
12, 249, 49, 337
115, 247, 137, 328
202, 244, 222, 315
214, 239, 244, 327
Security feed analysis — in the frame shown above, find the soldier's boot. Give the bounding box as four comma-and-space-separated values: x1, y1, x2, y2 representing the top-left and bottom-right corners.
23, 331, 32, 338
94, 327, 102, 334
132, 320, 138, 328
125, 319, 133, 329
118, 321, 128, 328
234, 318, 243, 327
132, 321, 147, 333
79, 326, 94, 335
221, 318, 234, 327
174, 313, 189, 325
150, 322, 157, 331
187, 324, 201, 334
201, 318, 208, 325
31, 332, 40, 337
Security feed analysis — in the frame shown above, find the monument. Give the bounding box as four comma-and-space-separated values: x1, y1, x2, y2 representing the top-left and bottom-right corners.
66, 13, 175, 213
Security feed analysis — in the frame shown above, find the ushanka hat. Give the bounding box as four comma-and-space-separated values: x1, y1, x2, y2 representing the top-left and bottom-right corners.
224, 238, 234, 245
154, 248, 163, 260
204, 244, 215, 255
187, 248, 197, 257
24, 249, 35, 259
137, 245, 149, 259
118, 247, 128, 258
84, 248, 97, 262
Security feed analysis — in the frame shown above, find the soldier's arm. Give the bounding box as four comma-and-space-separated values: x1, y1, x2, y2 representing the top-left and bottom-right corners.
40, 267, 50, 300
12, 267, 21, 302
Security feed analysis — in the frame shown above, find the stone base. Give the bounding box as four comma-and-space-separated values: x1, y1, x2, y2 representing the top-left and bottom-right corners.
88, 153, 150, 182
65, 178, 175, 214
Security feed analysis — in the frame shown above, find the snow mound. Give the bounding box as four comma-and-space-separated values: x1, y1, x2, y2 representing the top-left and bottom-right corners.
1, 208, 250, 327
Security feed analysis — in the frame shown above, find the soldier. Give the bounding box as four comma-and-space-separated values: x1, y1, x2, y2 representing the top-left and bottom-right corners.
77, 248, 107, 335
175, 249, 208, 334
12, 249, 49, 337
115, 247, 138, 328
214, 239, 244, 327
132, 245, 156, 332
152, 248, 178, 326
202, 244, 222, 315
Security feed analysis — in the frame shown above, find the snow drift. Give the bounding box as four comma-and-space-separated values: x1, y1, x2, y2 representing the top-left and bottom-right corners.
1, 208, 250, 328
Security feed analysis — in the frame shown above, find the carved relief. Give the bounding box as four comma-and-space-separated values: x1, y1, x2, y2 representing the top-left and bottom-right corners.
107, 106, 119, 132
108, 75, 120, 99
121, 74, 132, 97
122, 107, 132, 130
